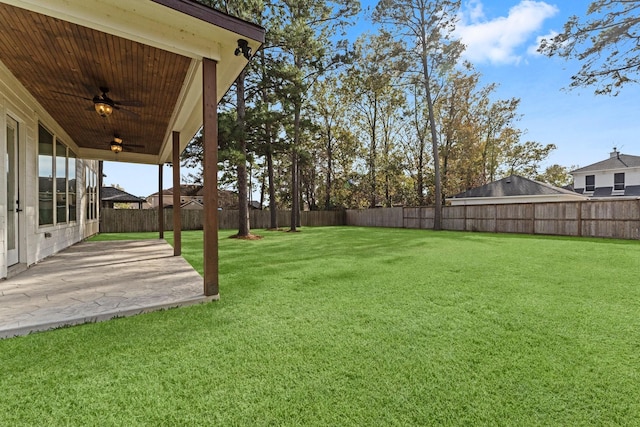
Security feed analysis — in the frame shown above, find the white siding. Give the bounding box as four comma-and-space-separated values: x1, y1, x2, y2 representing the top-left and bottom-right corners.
573, 168, 640, 190
0, 61, 100, 278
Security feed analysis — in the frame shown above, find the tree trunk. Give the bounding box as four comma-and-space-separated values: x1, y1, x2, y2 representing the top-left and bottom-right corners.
236, 71, 250, 236
421, 30, 442, 230
369, 97, 378, 208
384, 130, 390, 207
414, 91, 426, 206
259, 46, 277, 229
417, 137, 425, 205
267, 143, 278, 229
259, 171, 265, 211
290, 99, 300, 231
426, 87, 442, 230
325, 129, 333, 210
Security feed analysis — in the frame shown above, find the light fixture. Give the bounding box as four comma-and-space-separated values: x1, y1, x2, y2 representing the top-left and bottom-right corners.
234, 39, 252, 60
94, 98, 114, 117
110, 136, 123, 153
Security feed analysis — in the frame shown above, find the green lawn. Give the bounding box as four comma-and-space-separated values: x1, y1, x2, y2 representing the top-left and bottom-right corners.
2, 227, 639, 425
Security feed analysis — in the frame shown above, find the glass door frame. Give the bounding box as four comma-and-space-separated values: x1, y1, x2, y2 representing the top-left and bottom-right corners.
6, 115, 20, 266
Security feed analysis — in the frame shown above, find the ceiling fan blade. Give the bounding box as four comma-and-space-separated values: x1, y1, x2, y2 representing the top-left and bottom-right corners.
118, 107, 140, 118
114, 100, 144, 107
51, 90, 93, 101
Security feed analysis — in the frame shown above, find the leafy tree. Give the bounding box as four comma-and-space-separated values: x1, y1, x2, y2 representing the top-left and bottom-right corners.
270, 0, 359, 230
478, 97, 521, 183
344, 32, 405, 208
252, 41, 289, 229
539, 1, 640, 95
373, 0, 463, 229
180, 129, 204, 185
502, 139, 557, 178
536, 164, 577, 187
193, 0, 265, 237
437, 67, 484, 199
402, 82, 431, 205
432, 64, 556, 196
309, 75, 360, 209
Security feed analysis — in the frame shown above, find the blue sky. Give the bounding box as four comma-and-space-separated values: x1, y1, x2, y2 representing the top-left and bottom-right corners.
104, 0, 640, 197
452, 0, 639, 169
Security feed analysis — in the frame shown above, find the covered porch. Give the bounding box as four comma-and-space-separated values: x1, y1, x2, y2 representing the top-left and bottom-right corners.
0, 1, 264, 295
0, 238, 209, 338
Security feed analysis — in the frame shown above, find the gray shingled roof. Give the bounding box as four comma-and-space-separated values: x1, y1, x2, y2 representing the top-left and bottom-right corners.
451, 175, 579, 198
101, 187, 146, 203
572, 153, 640, 173
148, 185, 204, 197
575, 185, 640, 197
592, 187, 613, 197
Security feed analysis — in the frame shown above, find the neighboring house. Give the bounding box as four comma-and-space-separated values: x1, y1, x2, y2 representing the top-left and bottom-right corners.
147, 185, 205, 208
147, 185, 240, 210
0, 0, 264, 281
447, 175, 588, 206
571, 149, 640, 198
101, 187, 147, 209
179, 199, 204, 210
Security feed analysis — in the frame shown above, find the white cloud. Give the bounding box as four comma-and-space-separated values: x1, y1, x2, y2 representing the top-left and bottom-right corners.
464, 0, 485, 22
456, 1, 559, 65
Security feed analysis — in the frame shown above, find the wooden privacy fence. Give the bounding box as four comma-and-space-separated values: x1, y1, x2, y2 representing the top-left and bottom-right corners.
101, 200, 639, 239
346, 199, 640, 240
100, 208, 346, 233
345, 207, 404, 228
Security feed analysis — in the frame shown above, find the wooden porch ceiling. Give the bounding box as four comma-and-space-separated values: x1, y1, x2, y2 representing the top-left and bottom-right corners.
0, 3, 190, 157
0, 0, 265, 164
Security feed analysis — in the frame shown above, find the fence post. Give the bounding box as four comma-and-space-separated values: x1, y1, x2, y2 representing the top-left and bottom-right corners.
577, 201, 583, 237
531, 202, 536, 235
402, 206, 406, 229
464, 205, 467, 231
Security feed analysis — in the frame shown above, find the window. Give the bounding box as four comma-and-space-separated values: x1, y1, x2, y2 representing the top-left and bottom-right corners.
56, 140, 67, 223
585, 175, 595, 192
68, 151, 77, 221
38, 124, 79, 226
38, 125, 54, 226
86, 166, 98, 220
85, 166, 90, 219
614, 173, 625, 191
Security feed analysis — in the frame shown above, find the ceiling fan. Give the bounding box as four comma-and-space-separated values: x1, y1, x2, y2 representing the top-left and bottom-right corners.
109, 135, 144, 153
52, 86, 143, 117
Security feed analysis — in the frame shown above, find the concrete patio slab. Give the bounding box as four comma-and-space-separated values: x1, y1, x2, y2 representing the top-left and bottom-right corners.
0, 239, 214, 339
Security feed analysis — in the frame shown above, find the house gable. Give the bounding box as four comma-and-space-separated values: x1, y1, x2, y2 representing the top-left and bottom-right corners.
572, 152, 640, 174
147, 185, 239, 209
101, 186, 146, 208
